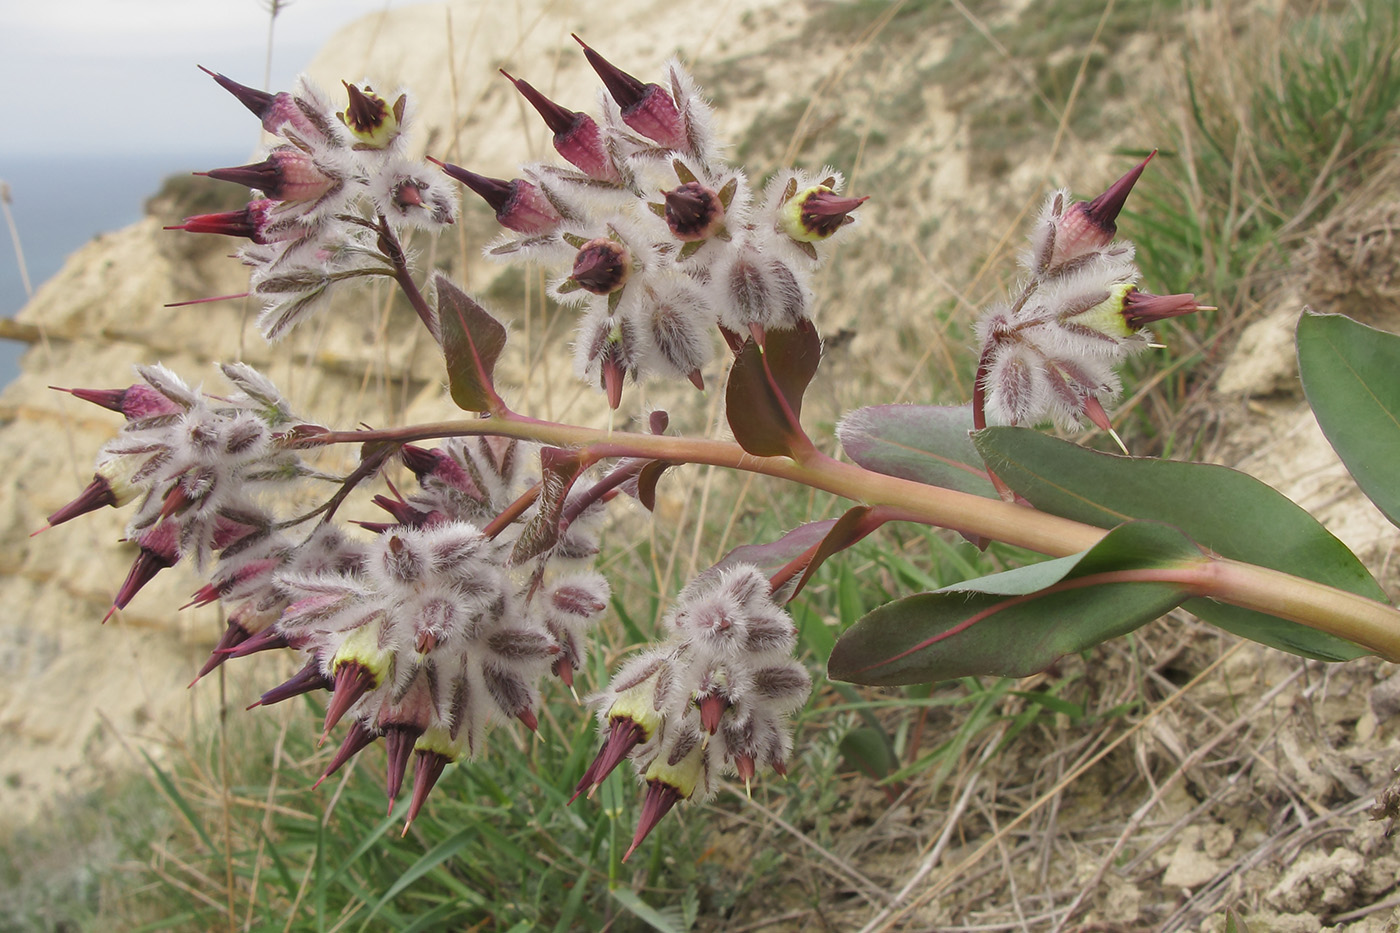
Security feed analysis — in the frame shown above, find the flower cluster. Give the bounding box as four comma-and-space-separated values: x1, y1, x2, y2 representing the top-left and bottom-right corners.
202, 432, 611, 828
270, 521, 608, 827
440, 37, 866, 408
47, 363, 310, 617
572, 564, 811, 860
168, 69, 457, 339
48, 358, 614, 828
975, 153, 1207, 432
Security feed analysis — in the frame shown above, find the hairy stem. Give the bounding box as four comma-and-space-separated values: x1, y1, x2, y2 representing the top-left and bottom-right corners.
298, 415, 1400, 661
376, 215, 439, 341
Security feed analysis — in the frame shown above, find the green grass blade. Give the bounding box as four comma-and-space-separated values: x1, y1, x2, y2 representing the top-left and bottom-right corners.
138, 748, 217, 855
609, 887, 688, 933
355, 828, 475, 931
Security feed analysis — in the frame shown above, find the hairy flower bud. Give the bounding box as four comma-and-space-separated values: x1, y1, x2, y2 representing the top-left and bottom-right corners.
250, 659, 332, 709
625, 739, 707, 861
1121, 288, 1207, 330
1032, 152, 1154, 275
107, 521, 181, 620
663, 182, 724, 241
434, 160, 561, 233
778, 185, 867, 243
572, 675, 665, 803
43, 457, 141, 530
721, 248, 808, 332
404, 726, 464, 831
165, 199, 313, 245
574, 35, 688, 152
500, 70, 621, 182
337, 82, 405, 149
202, 148, 338, 204
54, 383, 182, 421
570, 238, 631, 294
198, 66, 338, 146
370, 163, 457, 229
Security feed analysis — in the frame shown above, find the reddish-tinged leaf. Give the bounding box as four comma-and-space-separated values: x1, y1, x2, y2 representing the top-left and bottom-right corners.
714, 519, 838, 576
635, 460, 673, 512
973, 426, 1375, 661
837, 403, 996, 498
436, 274, 507, 413
790, 506, 886, 600
725, 320, 822, 457
829, 521, 1201, 686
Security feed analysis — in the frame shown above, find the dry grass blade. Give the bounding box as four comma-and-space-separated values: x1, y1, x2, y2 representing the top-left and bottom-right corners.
1050, 659, 1306, 931
856, 738, 994, 933
720, 785, 891, 906
871, 642, 1244, 931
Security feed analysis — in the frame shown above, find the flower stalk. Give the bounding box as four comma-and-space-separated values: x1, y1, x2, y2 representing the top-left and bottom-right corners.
295, 415, 1400, 661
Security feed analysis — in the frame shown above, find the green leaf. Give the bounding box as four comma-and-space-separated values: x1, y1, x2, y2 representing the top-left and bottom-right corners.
829, 522, 1200, 685
400, 903, 469, 933
436, 274, 507, 413
715, 519, 838, 576
1010, 690, 1084, 722
838, 727, 900, 781
837, 403, 996, 498
791, 599, 836, 661
725, 320, 821, 457
974, 426, 1377, 661
1297, 311, 1400, 529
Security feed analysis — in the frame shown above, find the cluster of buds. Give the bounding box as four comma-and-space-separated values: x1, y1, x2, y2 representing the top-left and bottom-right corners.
573, 564, 811, 860
268, 520, 607, 827
167, 68, 457, 338
44, 364, 310, 617
200, 433, 611, 828
48, 362, 614, 828
975, 152, 1208, 433
438, 37, 866, 407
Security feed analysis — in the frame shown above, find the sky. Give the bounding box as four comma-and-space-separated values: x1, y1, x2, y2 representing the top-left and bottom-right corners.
0, 1, 404, 381
3, 0, 400, 158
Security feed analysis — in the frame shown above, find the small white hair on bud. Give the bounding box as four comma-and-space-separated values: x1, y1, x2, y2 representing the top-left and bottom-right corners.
526, 163, 629, 223
285, 75, 347, 151
714, 239, 810, 333
571, 308, 639, 384
252, 226, 387, 340
369, 158, 458, 230
1025, 188, 1070, 275
137, 363, 199, 409
255, 276, 335, 341
482, 227, 574, 265
631, 276, 713, 382
983, 343, 1045, 426
664, 59, 720, 166
218, 362, 292, 419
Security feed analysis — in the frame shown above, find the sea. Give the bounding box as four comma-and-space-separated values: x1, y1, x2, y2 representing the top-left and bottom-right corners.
0, 151, 233, 389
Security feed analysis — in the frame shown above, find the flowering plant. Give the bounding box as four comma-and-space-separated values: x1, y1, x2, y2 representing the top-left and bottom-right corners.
43, 37, 1400, 868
